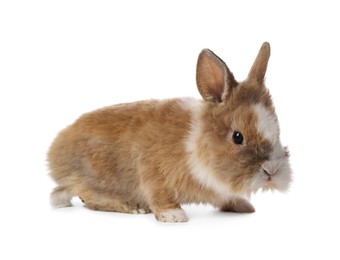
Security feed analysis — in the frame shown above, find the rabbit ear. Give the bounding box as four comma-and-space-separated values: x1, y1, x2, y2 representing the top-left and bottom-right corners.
196, 49, 237, 103
248, 42, 271, 83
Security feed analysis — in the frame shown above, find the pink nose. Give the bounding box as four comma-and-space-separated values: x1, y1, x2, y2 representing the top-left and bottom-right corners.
262, 166, 278, 176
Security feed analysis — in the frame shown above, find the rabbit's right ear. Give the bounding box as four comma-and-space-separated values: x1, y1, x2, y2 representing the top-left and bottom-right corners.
196, 49, 238, 103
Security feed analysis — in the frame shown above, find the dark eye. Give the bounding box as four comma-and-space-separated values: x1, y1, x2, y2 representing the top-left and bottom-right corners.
232, 131, 244, 145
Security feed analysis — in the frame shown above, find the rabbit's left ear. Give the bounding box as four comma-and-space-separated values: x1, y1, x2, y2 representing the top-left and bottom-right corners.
247, 42, 271, 83
196, 49, 238, 103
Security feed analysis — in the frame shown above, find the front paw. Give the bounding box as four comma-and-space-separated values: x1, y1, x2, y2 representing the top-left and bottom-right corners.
220, 198, 255, 213
155, 209, 189, 223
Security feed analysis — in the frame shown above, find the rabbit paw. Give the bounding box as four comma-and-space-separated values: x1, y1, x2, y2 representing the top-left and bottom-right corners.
220, 198, 255, 213
156, 209, 189, 223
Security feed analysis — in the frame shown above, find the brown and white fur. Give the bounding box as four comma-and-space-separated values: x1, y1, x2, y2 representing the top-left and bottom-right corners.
48, 42, 292, 222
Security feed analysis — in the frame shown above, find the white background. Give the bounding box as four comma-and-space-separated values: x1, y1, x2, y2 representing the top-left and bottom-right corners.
1, 0, 339, 259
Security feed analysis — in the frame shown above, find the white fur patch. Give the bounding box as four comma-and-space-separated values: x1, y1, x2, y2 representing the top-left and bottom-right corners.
158, 209, 188, 223
177, 97, 201, 111
184, 102, 234, 199
251, 140, 292, 193
251, 162, 292, 192
250, 108, 292, 193
254, 104, 280, 144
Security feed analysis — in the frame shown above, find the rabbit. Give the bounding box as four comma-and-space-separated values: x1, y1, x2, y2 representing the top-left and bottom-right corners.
48, 42, 292, 222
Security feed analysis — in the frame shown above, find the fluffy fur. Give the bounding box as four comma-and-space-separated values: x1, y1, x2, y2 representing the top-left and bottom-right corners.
48, 42, 292, 222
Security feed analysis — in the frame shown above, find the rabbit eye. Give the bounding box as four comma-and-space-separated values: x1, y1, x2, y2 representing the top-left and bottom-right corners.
232, 131, 244, 145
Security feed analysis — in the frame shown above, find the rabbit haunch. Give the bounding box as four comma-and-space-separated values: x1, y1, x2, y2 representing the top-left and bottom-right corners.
48, 42, 292, 222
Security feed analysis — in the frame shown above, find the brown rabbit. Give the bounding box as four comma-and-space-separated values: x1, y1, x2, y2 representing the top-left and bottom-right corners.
48, 42, 292, 222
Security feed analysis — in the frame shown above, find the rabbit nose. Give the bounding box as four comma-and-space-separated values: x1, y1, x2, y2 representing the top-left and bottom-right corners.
262, 167, 278, 177
262, 166, 277, 182
263, 169, 275, 176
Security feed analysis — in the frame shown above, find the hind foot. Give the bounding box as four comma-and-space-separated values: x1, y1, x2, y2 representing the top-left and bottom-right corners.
83, 198, 151, 215
130, 208, 151, 214
85, 202, 151, 214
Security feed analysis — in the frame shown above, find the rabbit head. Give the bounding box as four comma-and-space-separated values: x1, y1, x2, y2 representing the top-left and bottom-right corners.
192, 42, 292, 196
